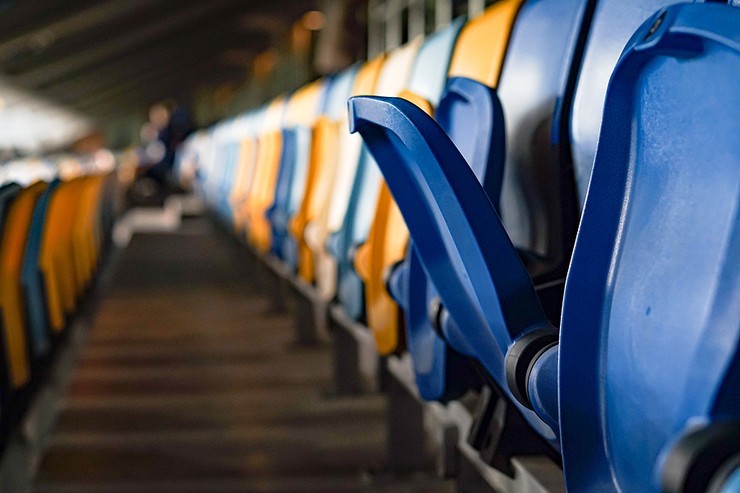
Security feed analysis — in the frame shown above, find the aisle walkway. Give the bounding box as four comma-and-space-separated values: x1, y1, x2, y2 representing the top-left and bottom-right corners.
33, 216, 449, 493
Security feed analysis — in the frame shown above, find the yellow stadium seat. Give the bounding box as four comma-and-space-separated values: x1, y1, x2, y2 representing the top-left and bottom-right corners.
292, 56, 385, 284
247, 81, 324, 253
0, 182, 47, 388
72, 174, 107, 292
312, 38, 422, 302
41, 176, 86, 332
241, 97, 286, 250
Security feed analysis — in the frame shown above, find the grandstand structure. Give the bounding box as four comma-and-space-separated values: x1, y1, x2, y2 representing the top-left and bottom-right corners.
0, 1, 737, 492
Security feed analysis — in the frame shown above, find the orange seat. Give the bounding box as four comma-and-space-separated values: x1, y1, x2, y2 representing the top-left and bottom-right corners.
248, 81, 324, 253
0, 182, 47, 388
241, 97, 286, 251
314, 38, 422, 302
40, 173, 87, 332
291, 56, 385, 284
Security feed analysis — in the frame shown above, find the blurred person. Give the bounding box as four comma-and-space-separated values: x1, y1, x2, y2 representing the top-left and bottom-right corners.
131, 101, 193, 205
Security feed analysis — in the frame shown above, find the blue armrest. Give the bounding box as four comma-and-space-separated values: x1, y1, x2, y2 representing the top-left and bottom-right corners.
349, 95, 556, 440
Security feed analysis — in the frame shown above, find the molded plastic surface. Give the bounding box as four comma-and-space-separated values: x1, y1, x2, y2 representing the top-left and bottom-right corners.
22, 179, 60, 358
269, 80, 324, 261
349, 97, 555, 444
298, 57, 382, 285
345, 20, 464, 350
569, 0, 691, 206
375, 0, 587, 401
559, 5, 740, 491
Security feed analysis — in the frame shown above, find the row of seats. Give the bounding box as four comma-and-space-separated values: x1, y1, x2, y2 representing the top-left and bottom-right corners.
0, 154, 117, 450
177, 1, 739, 491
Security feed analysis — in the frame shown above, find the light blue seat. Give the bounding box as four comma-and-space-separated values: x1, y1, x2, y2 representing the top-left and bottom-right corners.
213, 131, 242, 224
333, 18, 466, 323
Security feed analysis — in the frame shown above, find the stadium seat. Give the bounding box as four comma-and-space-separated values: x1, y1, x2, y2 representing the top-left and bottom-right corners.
286, 66, 359, 275
214, 137, 242, 225
267, 79, 325, 261
299, 56, 385, 287
41, 175, 86, 331
0, 183, 24, 395
230, 111, 264, 233
350, 0, 531, 400
351, 1, 739, 490
558, 4, 739, 491
317, 37, 422, 305
21, 179, 61, 359
349, 17, 466, 355
245, 97, 287, 253
72, 174, 108, 292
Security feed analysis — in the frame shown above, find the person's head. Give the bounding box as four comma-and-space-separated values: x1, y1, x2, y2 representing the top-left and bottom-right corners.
149, 101, 174, 129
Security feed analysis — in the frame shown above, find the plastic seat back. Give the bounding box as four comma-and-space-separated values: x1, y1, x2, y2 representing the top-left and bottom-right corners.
350, 18, 466, 354
569, 0, 695, 206
0, 183, 23, 393
41, 177, 85, 331
317, 37, 422, 303
289, 65, 359, 277
73, 174, 106, 289
244, 97, 287, 252
559, 5, 740, 491
230, 110, 264, 233
21, 179, 61, 359
301, 56, 385, 289
268, 79, 325, 260
0, 182, 47, 391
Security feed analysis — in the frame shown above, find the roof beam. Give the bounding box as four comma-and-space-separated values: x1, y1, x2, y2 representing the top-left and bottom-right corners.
11, 0, 253, 88
39, 25, 258, 105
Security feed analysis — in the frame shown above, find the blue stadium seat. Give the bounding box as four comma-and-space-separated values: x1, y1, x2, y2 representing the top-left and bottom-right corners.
357, 0, 591, 402
352, 2, 739, 490
569, 0, 696, 206
268, 79, 329, 262
214, 133, 242, 224
559, 4, 739, 491
21, 179, 60, 360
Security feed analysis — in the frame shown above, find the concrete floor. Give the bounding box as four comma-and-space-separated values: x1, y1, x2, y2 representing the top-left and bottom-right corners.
32, 217, 452, 493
